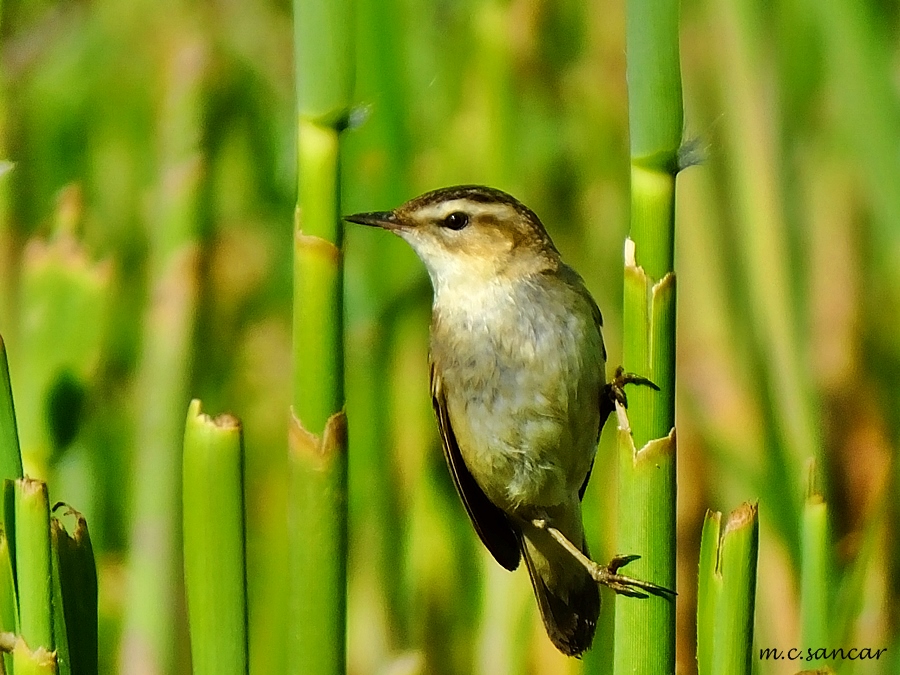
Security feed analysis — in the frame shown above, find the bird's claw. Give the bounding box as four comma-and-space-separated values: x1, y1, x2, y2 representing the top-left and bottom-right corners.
532, 519, 676, 599
591, 553, 676, 599
607, 553, 641, 574
605, 366, 660, 410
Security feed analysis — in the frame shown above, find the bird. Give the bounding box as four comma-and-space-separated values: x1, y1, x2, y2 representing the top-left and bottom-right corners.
345, 185, 671, 656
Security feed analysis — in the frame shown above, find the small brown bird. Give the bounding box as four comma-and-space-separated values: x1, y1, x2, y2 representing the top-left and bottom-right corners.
346, 185, 670, 656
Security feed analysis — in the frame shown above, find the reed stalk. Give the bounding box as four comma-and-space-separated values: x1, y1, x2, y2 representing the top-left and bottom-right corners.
118, 37, 206, 675
713, 0, 818, 557
50, 506, 99, 675
696, 503, 759, 675
182, 400, 248, 675
800, 465, 832, 668
613, 0, 683, 670
344, 0, 413, 649
0, 529, 15, 674
0, 336, 22, 482
0, 337, 19, 675
289, 0, 354, 671
14, 478, 53, 654
0, 160, 11, 331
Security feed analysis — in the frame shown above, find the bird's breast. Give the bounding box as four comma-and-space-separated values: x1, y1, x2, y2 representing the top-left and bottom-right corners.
430, 275, 605, 513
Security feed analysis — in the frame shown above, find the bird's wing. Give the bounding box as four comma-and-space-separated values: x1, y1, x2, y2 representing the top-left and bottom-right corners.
556, 263, 607, 363
430, 361, 521, 571
578, 458, 594, 501
567, 273, 606, 501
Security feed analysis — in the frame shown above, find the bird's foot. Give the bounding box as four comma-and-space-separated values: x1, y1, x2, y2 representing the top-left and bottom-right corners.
603, 366, 659, 410
532, 519, 675, 599
589, 554, 675, 599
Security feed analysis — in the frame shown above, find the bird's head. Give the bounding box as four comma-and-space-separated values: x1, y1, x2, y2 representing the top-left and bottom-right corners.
345, 185, 560, 291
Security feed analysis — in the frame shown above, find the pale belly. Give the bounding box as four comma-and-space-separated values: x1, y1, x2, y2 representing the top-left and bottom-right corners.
432, 276, 606, 514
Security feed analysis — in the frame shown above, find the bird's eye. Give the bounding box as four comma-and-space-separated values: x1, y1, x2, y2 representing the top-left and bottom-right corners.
442, 212, 469, 230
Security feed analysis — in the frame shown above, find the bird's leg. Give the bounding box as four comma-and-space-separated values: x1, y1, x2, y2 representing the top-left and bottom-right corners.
531, 519, 675, 599
599, 365, 660, 423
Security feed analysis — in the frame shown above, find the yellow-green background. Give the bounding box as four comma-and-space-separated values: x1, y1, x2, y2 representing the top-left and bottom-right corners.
0, 0, 897, 672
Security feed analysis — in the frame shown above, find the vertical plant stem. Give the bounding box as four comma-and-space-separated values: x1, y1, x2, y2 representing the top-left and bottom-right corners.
800, 463, 832, 666
0, 336, 22, 482
0, 105, 12, 331
182, 400, 248, 675
290, 121, 347, 674
293, 123, 343, 428
803, 0, 900, 598
289, 0, 353, 672
696, 511, 721, 675
713, 0, 819, 552
50, 506, 99, 675
0, 529, 16, 675
345, 0, 412, 648
50, 523, 72, 675
119, 37, 206, 675
696, 503, 759, 675
614, 0, 683, 670
15, 478, 52, 652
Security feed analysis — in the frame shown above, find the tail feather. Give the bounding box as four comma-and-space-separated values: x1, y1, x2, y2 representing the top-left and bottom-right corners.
520, 530, 600, 657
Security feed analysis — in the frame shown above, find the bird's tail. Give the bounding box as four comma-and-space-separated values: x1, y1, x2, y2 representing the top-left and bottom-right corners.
520, 520, 600, 657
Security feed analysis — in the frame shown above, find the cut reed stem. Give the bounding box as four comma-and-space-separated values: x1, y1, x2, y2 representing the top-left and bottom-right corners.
289, 0, 354, 671
614, 0, 683, 669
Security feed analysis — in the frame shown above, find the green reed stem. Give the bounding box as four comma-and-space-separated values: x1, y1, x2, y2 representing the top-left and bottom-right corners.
614, 0, 683, 670
0, 336, 22, 482
697, 503, 759, 675
713, 0, 818, 559
119, 38, 206, 675
50, 506, 99, 675
289, 0, 353, 671
15, 478, 52, 653
183, 400, 248, 675
800, 464, 832, 667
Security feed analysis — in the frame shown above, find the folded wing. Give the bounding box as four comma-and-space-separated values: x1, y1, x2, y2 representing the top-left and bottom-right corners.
430, 362, 521, 571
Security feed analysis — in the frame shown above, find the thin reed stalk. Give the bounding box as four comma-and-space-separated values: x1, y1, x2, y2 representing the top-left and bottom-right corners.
118, 37, 207, 675
800, 465, 832, 668
697, 503, 759, 675
289, 0, 354, 672
712, 0, 819, 556
15, 478, 53, 653
613, 0, 683, 670
0, 336, 22, 482
50, 506, 99, 675
182, 400, 248, 675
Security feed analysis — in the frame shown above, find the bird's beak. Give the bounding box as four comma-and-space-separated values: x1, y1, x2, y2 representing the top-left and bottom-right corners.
343, 210, 401, 231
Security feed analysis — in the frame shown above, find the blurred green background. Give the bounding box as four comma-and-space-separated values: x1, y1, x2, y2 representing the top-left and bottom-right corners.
0, 0, 898, 672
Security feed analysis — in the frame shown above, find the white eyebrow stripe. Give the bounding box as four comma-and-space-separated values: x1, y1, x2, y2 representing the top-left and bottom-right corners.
419, 200, 517, 221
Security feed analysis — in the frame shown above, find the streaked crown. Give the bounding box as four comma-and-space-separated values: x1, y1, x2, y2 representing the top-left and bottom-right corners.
345, 184, 562, 289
